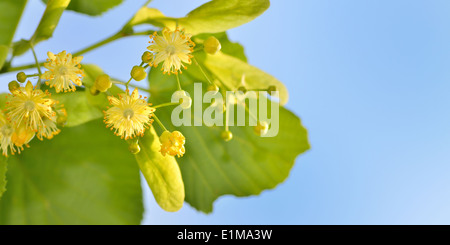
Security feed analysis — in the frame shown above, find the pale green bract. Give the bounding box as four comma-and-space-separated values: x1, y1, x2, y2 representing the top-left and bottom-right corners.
13, 0, 70, 56
0, 0, 27, 69
135, 127, 185, 212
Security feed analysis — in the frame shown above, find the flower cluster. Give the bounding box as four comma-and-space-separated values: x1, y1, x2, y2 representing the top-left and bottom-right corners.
101, 27, 195, 157
0, 50, 83, 156
2, 81, 60, 155
0, 27, 237, 158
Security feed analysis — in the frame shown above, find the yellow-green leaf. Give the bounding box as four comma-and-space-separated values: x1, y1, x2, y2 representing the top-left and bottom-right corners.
65, 0, 123, 16
52, 91, 103, 127
31, 0, 70, 44
148, 65, 308, 212
128, 0, 270, 35
135, 127, 185, 212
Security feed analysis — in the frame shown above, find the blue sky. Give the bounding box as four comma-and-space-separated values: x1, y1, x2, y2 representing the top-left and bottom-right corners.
3, 0, 450, 224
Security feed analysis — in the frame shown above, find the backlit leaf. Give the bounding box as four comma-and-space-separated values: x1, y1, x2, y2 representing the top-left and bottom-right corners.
135, 127, 185, 212
128, 0, 270, 35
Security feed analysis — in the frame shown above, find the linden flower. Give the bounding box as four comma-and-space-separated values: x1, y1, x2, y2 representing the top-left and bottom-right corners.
6, 81, 56, 132
37, 115, 61, 140
41, 50, 84, 93
147, 27, 195, 75
160, 130, 185, 157
0, 112, 35, 156
104, 88, 155, 140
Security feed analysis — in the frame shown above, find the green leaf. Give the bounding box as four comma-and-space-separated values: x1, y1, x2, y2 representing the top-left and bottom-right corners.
0, 119, 144, 224
31, 0, 71, 44
0, 0, 27, 69
52, 90, 103, 127
0, 157, 6, 200
147, 65, 309, 213
64, 0, 123, 16
0, 46, 9, 70
135, 127, 185, 212
128, 0, 270, 35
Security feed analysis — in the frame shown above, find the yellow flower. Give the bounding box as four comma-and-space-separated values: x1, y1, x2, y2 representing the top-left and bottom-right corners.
147, 27, 195, 75
42, 50, 84, 93
11, 121, 35, 147
160, 130, 185, 157
6, 81, 56, 132
104, 88, 155, 140
0, 112, 35, 156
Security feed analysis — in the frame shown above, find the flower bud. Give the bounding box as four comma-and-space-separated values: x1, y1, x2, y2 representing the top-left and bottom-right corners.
90, 85, 100, 96
181, 97, 192, 110
267, 85, 277, 94
254, 121, 269, 136
131, 66, 147, 81
173, 90, 192, 109
204, 36, 221, 55
221, 130, 233, 142
16, 72, 27, 83
94, 74, 112, 92
141, 51, 154, 64
206, 83, 219, 95
237, 86, 247, 93
129, 142, 141, 154
8, 81, 20, 94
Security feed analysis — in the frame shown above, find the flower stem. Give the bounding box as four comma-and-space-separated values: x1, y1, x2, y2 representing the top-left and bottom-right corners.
112, 78, 149, 92
153, 102, 179, 109
153, 114, 167, 131
29, 42, 42, 87
193, 57, 213, 84
176, 73, 182, 90
1, 30, 156, 75
125, 77, 133, 93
